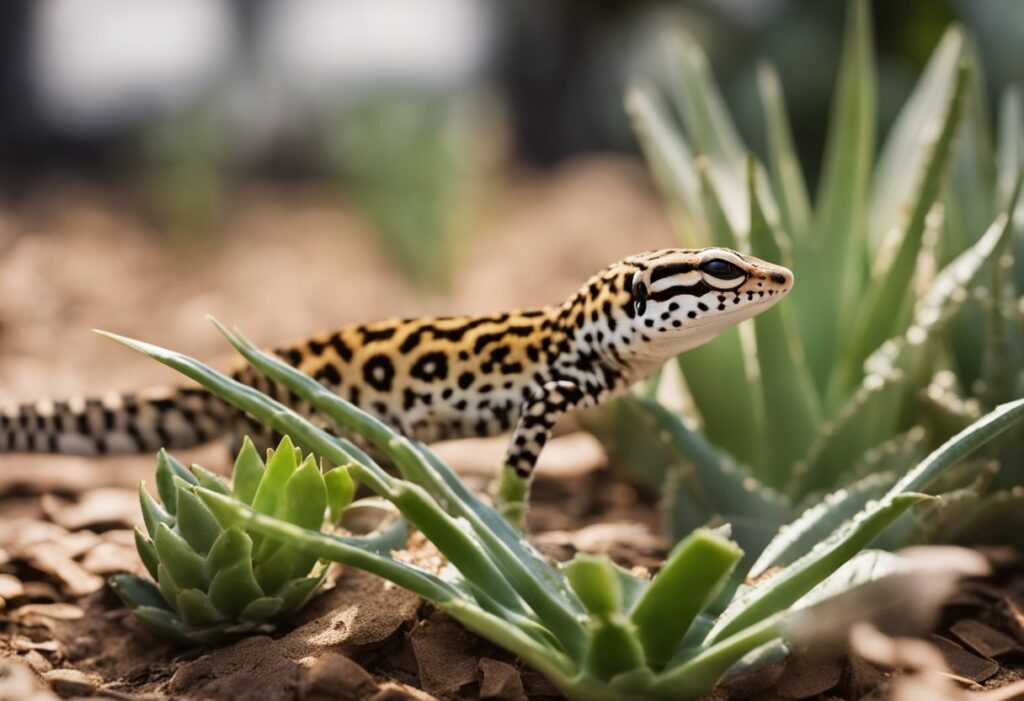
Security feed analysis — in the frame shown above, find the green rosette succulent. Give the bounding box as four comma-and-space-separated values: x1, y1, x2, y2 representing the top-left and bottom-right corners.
111, 435, 355, 645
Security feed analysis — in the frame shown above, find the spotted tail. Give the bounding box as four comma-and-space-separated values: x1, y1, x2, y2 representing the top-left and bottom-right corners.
0, 387, 232, 455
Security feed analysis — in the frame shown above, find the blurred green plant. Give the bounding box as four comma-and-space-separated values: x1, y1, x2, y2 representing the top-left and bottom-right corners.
111, 435, 360, 645
102, 320, 1024, 700
587, 0, 1024, 553
322, 92, 500, 291
137, 107, 230, 246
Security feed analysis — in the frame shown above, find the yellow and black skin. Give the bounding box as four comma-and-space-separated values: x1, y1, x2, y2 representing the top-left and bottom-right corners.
1, 248, 792, 478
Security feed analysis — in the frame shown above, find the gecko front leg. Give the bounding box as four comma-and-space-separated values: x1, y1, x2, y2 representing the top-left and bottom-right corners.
497, 380, 588, 526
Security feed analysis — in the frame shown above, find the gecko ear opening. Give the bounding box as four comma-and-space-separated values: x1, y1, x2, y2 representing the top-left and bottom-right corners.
633, 278, 648, 317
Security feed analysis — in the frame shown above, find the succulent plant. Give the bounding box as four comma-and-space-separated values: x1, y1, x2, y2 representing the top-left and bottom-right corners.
585, 0, 1024, 555
111, 436, 356, 645
97, 320, 1024, 700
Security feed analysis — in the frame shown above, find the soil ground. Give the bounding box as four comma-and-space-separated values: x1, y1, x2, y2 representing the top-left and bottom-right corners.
1, 158, 1023, 700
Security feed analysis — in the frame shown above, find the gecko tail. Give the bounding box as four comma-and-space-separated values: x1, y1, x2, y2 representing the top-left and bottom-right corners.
0, 387, 231, 455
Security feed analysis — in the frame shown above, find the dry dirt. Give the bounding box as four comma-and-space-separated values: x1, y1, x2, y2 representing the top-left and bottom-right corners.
2, 157, 1024, 700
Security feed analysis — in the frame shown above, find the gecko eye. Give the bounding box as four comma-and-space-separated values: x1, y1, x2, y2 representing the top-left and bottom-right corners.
701, 259, 742, 279
633, 281, 648, 317
630, 270, 648, 317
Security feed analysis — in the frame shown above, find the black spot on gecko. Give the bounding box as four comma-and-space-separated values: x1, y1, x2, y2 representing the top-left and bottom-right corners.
362, 354, 395, 392
411, 351, 449, 382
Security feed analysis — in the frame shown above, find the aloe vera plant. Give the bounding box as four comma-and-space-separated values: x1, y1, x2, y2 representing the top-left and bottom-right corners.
590, 0, 1024, 552
111, 436, 358, 645
101, 321, 1024, 699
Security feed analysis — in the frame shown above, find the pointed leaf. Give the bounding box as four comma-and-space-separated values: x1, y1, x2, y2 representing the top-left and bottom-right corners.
757, 63, 811, 243
749, 472, 896, 578
130, 606, 191, 645
134, 527, 160, 580
563, 555, 622, 616
156, 449, 195, 514
154, 523, 208, 591
281, 455, 327, 530
176, 588, 226, 627
190, 465, 229, 496
110, 573, 171, 611
871, 28, 965, 250
801, 0, 876, 391
206, 527, 253, 574
748, 163, 822, 484
239, 597, 284, 623
630, 529, 742, 669
625, 83, 707, 244
277, 573, 326, 614
839, 62, 971, 394
175, 481, 222, 556
138, 481, 173, 539
251, 435, 298, 518
208, 561, 265, 619
324, 464, 355, 523
231, 436, 265, 505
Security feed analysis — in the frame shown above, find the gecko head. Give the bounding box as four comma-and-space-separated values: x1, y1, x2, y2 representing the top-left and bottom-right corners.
625, 247, 793, 355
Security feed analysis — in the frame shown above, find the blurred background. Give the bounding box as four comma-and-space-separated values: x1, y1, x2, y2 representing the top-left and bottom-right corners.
0, 0, 1021, 406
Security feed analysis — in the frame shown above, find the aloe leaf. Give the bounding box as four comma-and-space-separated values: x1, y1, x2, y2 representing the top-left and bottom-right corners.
130, 606, 192, 645
238, 597, 284, 623
625, 83, 707, 244
251, 435, 298, 518
589, 397, 790, 553
231, 436, 265, 505
998, 87, 1024, 206
846, 428, 927, 483
870, 27, 965, 251
134, 528, 160, 580
154, 523, 209, 591
675, 166, 764, 470
190, 465, 230, 496
278, 573, 327, 614
801, 0, 875, 392
254, 541, 314, 595
707, 492, 929, 645
156, 564, 179, 610
206, 527, 254, 574
630, 529, 742, 670
748, 163, 822, 484
836, 62, 971, 399
709, 398, 1024, 644
324, 465, 355, 523
175, 481, 223, 556
138, 482, 173, 538
653, 613, 783, 700
110, 573, 171, 611
749, 472, 895, 579
757, 63, 811, 243
176, 589, 225, 628
944, 39, 995, 261
660, 30, 754, 237
156, 448, 195, 514
583, 615, 646, 681
564, 555, 622, 616
794, 369, 906, 496
281, 455, 328, 531
208, 561, 266, 619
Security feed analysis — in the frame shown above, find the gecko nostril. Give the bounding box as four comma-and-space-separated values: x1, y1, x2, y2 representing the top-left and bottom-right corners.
770, 272, 786, 284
